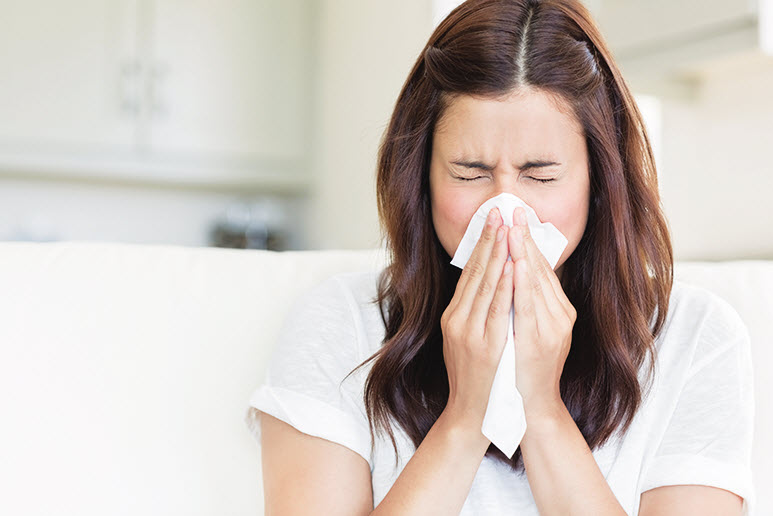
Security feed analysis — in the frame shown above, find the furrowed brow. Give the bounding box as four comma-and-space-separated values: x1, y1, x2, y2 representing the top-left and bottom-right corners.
450, 159, 561, 171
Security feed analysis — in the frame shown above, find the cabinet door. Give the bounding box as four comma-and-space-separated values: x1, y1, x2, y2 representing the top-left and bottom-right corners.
147, 0, 312, 162
0, 0, 138, 151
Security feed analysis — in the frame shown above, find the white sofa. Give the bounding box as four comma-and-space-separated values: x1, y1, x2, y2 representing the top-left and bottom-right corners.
0, 241, 770, 515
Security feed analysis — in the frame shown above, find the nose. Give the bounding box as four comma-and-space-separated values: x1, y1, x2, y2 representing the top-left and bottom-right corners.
492, 173, 526, 201
490, 182, 532, 225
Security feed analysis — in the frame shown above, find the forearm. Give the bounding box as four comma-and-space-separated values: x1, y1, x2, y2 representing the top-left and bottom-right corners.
519, 401, 627, 516
370, 408, 490, 516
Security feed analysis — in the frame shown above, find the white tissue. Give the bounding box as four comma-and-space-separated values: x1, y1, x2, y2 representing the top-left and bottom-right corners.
449, 192, 568, 458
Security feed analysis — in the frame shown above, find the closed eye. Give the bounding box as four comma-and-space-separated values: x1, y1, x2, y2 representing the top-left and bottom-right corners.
454, 176, 555, 183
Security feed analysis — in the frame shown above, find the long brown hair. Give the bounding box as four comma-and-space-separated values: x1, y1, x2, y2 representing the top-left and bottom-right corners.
345, 0, 673, 472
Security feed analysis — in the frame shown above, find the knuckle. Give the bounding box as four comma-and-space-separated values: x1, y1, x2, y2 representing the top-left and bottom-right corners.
476, 280, 492, 297
466, 260, 485, 279
536, 328, 553, 346
446, 319, 463, 339
488, 301, 505, 318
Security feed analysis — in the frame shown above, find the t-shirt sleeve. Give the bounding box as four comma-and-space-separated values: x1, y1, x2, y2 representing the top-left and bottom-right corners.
243, 274, 374, 470
639, 296, 756, 513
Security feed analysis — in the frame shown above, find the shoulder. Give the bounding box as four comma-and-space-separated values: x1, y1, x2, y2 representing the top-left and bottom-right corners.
327, 269, 382, 304
287, 270, 378, 326
263, 272, 383, 392
665, 279, 748, 338
298, 270, 380, 308
270, 273, 367, 364
280, 268, 385, 353
656, 279, 750, 375
327, 269, 388, 356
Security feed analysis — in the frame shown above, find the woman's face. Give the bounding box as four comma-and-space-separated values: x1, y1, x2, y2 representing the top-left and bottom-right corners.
429, 87, 591, 280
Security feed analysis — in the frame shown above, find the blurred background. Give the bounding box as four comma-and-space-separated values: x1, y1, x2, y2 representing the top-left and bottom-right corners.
0, 0, 771, 260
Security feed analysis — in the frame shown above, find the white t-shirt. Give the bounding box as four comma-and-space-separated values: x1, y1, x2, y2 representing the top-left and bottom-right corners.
244, 270, 756, 515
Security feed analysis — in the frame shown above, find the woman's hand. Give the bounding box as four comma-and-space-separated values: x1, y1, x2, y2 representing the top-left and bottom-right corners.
508, 207, 577, 417
441, 207, 514, 432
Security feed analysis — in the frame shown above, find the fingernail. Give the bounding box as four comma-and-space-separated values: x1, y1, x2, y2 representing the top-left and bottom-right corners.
486, 209, 496, 226
518, 208, 527, 226
496, 226, 505, 241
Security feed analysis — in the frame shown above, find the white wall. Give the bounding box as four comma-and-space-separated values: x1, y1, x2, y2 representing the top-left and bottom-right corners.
658, 52, 773, 261
306, 0, 434, 250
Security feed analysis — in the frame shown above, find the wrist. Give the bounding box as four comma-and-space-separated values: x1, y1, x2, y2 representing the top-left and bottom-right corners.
523, 396, 566, 427
439, 406, 491, 451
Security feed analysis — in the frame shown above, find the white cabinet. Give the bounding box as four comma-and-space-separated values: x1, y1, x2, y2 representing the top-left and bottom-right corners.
147, 0, 311, 162
0, 1, 138, 150
0, 0, 313, 192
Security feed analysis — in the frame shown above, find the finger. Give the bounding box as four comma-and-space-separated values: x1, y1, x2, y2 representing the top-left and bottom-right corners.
454, 208, 503, 314
508, 208, 527, 264
449, 208, 500, 312
516, 207, 574, 318
468, 215, 510, 333
455, 207, 500, 291
481, 254, 514, 351
517, 211, 560, 309
513, 222, 553, 336
512, 256, 537, 342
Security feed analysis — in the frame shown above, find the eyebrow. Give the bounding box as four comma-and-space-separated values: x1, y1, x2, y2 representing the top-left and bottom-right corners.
450, 159, 561, 171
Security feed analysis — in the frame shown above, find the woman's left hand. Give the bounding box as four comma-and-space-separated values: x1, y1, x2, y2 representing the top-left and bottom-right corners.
508, 207, 577, 417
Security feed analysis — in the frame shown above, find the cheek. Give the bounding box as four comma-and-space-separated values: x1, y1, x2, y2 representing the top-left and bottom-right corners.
432, 188, 481, 253
531, 193, 588, 269
532, 193, 588, 245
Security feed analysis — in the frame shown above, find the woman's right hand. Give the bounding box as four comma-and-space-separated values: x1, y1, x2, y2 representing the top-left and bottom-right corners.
440, 207, 513, 435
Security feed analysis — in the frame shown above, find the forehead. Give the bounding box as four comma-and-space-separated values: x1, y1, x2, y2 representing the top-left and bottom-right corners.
433, 89, 584, 156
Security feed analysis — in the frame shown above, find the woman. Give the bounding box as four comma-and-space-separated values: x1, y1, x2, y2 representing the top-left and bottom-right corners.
245, 0, 755, 514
